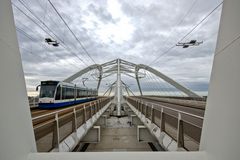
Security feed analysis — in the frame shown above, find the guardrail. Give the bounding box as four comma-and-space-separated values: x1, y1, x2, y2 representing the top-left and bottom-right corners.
32, 97, 113, 152
29, 97, 39, 108
126, 96, 204, 151
134, 96, 206, 110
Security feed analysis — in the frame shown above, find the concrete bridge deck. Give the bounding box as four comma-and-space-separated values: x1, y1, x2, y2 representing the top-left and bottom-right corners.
85, 116, 152, 152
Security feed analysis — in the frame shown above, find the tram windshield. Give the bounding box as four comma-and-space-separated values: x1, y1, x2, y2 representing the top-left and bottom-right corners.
39, 81, 58, 98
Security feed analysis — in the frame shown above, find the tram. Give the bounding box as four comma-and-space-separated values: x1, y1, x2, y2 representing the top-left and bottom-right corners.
37, 80, 97, 109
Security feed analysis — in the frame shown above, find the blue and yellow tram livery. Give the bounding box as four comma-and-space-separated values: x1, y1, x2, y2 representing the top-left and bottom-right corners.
38, 80, 97, 109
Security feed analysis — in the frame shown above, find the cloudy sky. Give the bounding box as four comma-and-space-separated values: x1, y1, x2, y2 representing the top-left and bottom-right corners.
11, 0, 223, 96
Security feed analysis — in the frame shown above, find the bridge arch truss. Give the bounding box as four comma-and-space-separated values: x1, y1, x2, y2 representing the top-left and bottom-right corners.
63, 59, 201, 98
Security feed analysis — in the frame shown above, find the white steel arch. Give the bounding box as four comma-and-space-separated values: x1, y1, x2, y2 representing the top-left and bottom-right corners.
63, 58, 201, 99
63, 64, 103, 91
135, 64, 201, 97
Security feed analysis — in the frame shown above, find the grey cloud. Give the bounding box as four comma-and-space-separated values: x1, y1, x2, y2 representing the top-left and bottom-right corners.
12, 0, 222, 95
88, 3, 116, 24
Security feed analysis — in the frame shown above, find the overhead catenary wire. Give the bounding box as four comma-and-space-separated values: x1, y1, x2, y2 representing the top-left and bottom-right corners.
72, 68, 99, 89
153, 0, 199, 60
18, 44, 76, 80
16, 26, 81, 70
12, 0, 221, 97
13, 1, 89, 67
24, 0, 89, 68
15, 19, 81, 67
178, 1, 223, 43
12, 6, 86, 67
47, 0, 96, 64
12, 3, 50, 38
157, 30, 220, 96
38, 0, 106, 62
149, 1, 223, 66
18, 0, 63, 43
146, 0, 199, 66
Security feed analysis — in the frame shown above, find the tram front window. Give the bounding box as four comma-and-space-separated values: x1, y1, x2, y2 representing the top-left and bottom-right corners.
39, 85, 57, 98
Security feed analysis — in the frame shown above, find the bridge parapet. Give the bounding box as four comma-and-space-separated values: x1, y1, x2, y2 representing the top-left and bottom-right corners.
32, 97, 113, 152
125, 96, 204, 151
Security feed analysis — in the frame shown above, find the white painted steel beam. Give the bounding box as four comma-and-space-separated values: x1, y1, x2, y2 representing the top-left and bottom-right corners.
135, 64, 201, 97
96, 67, 103, 92
116, 59, 122, 116
135, 68, 143, 96
0, 1, 37, 160
200, 0, 240, 160
63, 64, 102, 83
63, 58, 200, 98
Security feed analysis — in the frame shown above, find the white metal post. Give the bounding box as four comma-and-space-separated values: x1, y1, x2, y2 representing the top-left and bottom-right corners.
135, 68, 143, 96
116, 58, 122, 116
53, 113, 60, 151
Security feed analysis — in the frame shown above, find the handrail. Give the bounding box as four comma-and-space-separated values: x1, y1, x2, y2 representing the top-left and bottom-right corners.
32, 96, 113, 152
152, 103, 203, 120
32, 98, 106, 121
126, 96, 203, 150
130, 97, 204, 120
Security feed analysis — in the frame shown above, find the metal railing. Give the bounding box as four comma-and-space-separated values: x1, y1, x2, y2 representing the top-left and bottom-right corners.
28, 97, 39, 108
126, 97, 204, 151
32, 97, 113, 152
